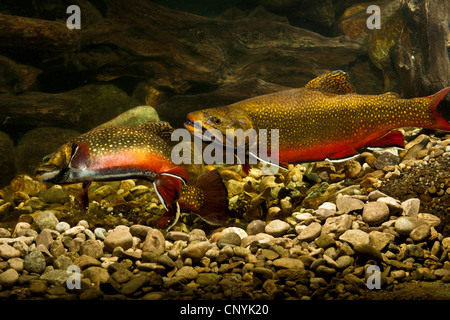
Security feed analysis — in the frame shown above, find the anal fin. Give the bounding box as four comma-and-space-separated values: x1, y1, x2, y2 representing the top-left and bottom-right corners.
366, 130, 405, 149
325, 145, 359, 162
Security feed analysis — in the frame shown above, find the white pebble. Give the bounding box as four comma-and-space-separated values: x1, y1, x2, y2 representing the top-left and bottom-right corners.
55, 221, 71, 233
94, 227, 107, 240
64, 225, 85, 237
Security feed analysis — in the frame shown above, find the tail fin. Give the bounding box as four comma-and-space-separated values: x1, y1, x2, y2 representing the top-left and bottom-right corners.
428, 87, 450, 131
154, 166, 189, 210
179, 169, 229, 226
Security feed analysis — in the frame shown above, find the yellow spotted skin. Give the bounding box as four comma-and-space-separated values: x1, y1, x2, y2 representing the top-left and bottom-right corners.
72, 123, 175, 173
178, 185, 204, 213
187, 71, 447, 164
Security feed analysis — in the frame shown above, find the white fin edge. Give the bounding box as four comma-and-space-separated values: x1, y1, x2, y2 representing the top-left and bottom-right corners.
249, 152, 288, 171
325, 154, 360, 163
160, 173, 187, 185
165, 202, 180, 232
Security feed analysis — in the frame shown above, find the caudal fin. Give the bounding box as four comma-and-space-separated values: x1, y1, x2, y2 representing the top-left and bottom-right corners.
154, 166, 189, 210
428, 87, 450, 131
179, 169, 229, 226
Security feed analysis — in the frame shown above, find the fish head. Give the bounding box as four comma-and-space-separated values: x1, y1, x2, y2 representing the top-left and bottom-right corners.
34, 142, 73, 183
185, 106, 253, 143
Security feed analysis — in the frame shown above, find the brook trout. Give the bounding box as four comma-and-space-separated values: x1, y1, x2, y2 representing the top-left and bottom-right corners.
34, 121, 228, 229
185, 70, 450, 173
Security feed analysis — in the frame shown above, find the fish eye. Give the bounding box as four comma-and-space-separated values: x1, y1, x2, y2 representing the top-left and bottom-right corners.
210, 116, 222, 125
42, 155, 51, 162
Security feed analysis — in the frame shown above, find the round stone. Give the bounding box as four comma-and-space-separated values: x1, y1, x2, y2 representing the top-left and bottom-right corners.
362, 202, 390, 226
55, 221, 70, 233
94, 227, 107, 240
35, 210, 59, 231
265, 219, 291, 237
297, 222, 322, 242
0, 268, 19, 287
104, 226, 133, 252
246, 220, 266, 235
217, 232, 242, 248
410, 224, 431, 242
0, 243, 21, 259
395, 217, 415, 236
181, 241, 209, 262
24, 251, 46, 274
175, 266, 198, 280
80, 239, 104, 259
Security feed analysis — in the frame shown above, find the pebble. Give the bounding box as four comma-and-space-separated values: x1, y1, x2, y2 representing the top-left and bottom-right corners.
175, 266, 199, 280
265, 219, 290, 237
339, 229, 370, 247
410, 224, 431, 242
80, 239, 104, 259
272, 258, 304, 270
374, 152, 400, 170
35, 229, 54, 249
362, 202, 390, 226
181, 241, 209, 262
369, 231, 393, 251
94, 227, 107, 240
322, 214, 352, 236
29, 279, 47, 295
401, 198, 421, 217
104, 226, 133, 252
221, 227, 248, 239
0, 243, 21, 259
395, 217, 415, 236
217, 232, 242, 248
246, 220, 266, 235
55, 221, 71, 233
64, 225, 85, 237
8, 258, 24, 272
121, 274, 148, 295
335, 255, 352, 269
315, 202, 336, 221
296, 222, 322, 242
142, 228, 165, 256
0, 268, 19, 287
35, 210, 59, 231
336, 196, 365, 214
23, 251, 46, 274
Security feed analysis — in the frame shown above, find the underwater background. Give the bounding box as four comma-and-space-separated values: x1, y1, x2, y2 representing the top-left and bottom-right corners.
0, 0, 449, 301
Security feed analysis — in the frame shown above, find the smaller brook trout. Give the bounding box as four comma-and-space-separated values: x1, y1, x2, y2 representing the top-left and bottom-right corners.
34, 121, 228, 229
185, 70, 450, 173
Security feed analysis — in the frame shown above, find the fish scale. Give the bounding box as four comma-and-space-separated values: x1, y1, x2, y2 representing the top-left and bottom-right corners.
35, 121, 229, 230
185, 70, 450, 173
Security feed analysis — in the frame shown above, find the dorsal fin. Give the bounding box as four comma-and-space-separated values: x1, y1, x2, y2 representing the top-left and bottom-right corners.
69, 141, 89, 168
305, 70, 355, 94
381, 92, 400, 98
140, 121, 174, 141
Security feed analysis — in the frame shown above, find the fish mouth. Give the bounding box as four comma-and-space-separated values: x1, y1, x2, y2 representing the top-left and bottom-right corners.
185, 114, 225, 144
34, 166, 67, 183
